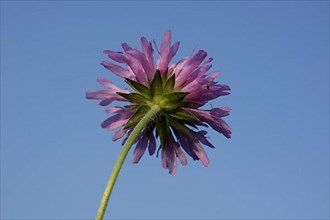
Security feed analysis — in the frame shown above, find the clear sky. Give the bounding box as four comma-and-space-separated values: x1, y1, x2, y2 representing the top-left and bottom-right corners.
1, 1, 329, 219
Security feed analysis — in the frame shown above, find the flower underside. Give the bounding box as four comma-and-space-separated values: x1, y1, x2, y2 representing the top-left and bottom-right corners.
86, 30, 232, 174
118, 69, 200, 149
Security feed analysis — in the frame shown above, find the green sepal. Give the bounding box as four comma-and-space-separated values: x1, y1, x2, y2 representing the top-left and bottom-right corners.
150, 70, 163, 98
159, 92, 189, 110
162, 68, 168, 83
185, 121, 199, 129
124, 105, 150, 128
163, 73, 175, 93
125, 78, 151, 98
169, 109, 199, 122
117, 92, 147, 105
180, 101, 200, 108
156, 114, 169, 148
168, 116, 192, 137
145, 120, 156, 136
124, 104, 140, 110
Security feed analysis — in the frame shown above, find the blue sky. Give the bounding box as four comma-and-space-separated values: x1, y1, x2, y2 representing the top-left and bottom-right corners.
1, 1, 329, 219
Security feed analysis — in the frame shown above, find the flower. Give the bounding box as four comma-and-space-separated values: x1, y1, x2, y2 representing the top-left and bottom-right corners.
86, 30, 231, 174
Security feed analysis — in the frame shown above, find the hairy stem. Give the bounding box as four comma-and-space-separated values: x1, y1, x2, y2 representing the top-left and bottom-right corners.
95, 105, 161, 220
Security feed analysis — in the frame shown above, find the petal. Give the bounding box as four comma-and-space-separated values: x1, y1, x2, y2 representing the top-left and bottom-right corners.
121, 129, 133, 146
86, 78, 129, 106
132, 134, 148, 163
96, 77, 129, 93
161, 148, 168, 169
112, 128, 127, 141
175, 132, 198, 160
182, 64, 212, 87
103, 50, 129, 63
209, 71, 220, 79
141, 37, 155, 69
211, 119, 232, 138
156, 30, 171, 73
211, 107, 232, 117
148, 132, 156, 155
161, 133, 178, 174
105, 106, 123, 113
174, 142, 187, 166
127, 49, 154, 82
189, 138, 210, 167
189, 108, 232, 138
167, 147, 177, 175
202, 57, 213, 65
166, 134, 178, 174
168, 132, 187, 166
194, 130, 215, 148
125, 54, 148, 84
176, 50, 207, 82
101, 61, 132, 78
101, 109, 133, 130
168, 41, 180, 63
172, 57, 189, 77
86, 90, 111, 100
98, 97, 126, 106
121, 42, 133, 52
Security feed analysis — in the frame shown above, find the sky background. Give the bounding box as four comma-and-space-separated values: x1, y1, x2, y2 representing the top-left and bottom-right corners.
1, 1, 329, 220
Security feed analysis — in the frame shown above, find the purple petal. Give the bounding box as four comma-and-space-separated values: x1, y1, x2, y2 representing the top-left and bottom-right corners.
202, 57, 213, 65
85, 78, 129, 106
132, 135, 148, 163
161, 133, 179, 174
168, 133, 187, 166
166, 134, 178, 174
192, 142, 210, 167
112, 128, 127, 141
168, 41, 180, 62
105, 106, 122, 113
211, 107, 232, 117
148, 132, 156, 156
194, 130, 215, 148
104, 50, 148, 83
121, 129, 133, 146
157, 30, 172, 73
183, 76, 231, 104
125, 54, 148, 84
101, 109, 133, 130
127, 49, 154, 82
189, 108, 232, 138
161, 146, 177, 175
161, 148, 167, 169
121, 42, 133, 52
86, 90, 127, 106
98, 97, 125, 106
189, 139, 210, 167
141, 37, 155, 70
167, 147, 177, 175
176, 50, 207, 86
185, 64, 212, 85
209, 71, 220, 78
86, 90, 111, 100
174, 143, 187, 166
103, 50, 129, 63
211, 119, 232, 138
175, 132, 198, 160
101, 61, 132, 78
96, 77, 129, 93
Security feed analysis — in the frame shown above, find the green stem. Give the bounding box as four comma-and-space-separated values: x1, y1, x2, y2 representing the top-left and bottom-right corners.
95, 104, 161, 220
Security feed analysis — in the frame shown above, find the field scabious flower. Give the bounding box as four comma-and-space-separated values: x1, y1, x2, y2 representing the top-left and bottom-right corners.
87, 30, 231, 175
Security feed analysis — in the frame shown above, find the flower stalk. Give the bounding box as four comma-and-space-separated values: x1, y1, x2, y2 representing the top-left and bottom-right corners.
95, 104, 161, 220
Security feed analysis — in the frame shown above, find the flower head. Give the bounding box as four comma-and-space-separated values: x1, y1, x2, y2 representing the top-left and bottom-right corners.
86, 30, 231, 174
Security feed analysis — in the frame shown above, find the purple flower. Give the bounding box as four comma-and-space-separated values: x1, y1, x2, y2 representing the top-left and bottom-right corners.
86, 30, 231, 174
